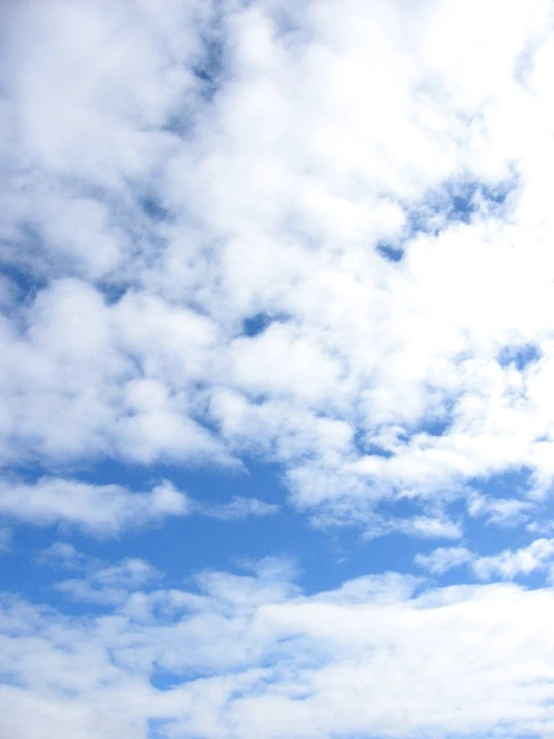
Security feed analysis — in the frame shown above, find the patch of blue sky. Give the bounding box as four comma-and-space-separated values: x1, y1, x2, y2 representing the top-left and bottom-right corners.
240, 311, 294, 338
497, 342, 541, 370
191, 32, 226, 103
5, 452, 548, 618
411, 477, 554, 589
0, 258, 44, 296
376, 243, 404, 262
150, 666, 223, 691
0, 262, 45, 317
0, 459, 331, 598
376, 175, 517, 262
97, 281, 130, 305
139, 194, 171, 223
464, 469, 537, 542
242, 312, 274, 337
413, 416, 452, 437
407, 177, 515, 233
468, 466, 534, 499
353, 435, 394, 458
0, 453, 465, 609
147, 718, 176, 739
160, 22, 227, 139
1, 223, 51, 286
358, 528, 452, 578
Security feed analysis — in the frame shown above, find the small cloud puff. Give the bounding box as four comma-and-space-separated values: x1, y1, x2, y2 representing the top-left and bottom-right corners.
0, 477, 189, 535
199, 495, 279, 520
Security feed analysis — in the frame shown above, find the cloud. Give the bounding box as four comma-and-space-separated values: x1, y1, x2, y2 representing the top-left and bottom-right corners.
198, 496, 279, 521
1, 0, 554, 536
37, 541, 87, 569
57, 557, 161, 606
416, 538, 554, 581
4, 563, 554, 738
467, 492, 535, 526
0, 477, 189, 535
8, 1, 554, 735
472, 538, 554, 580
415, 546, 472, 575
0, 475, 278, 535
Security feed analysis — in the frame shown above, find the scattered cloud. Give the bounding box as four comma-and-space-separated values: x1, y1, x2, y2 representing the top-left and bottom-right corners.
416, 538, 554, 581
37, 541, 88, 569
4, 1, 554, 736
198, 495, 279, 520
3, 563, 554, 738
57, 557, 161, 606
0, 477, 189, 535
1, 0, 554, 532
415, 546, 473, 575
472, 538, 554, 581
0, 475, 278, 535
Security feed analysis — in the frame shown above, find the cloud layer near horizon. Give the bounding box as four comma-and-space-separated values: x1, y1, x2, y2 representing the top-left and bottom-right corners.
4, 560, 554, 739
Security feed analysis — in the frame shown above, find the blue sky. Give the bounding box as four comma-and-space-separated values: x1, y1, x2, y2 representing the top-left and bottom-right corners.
2, 0, 554, 737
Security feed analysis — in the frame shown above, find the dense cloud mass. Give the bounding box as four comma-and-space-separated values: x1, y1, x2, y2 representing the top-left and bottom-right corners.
3, 0, 554, 736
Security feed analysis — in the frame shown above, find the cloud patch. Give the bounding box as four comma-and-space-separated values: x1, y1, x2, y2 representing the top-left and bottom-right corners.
3, 564, 554, 738
0, 477, 189, 535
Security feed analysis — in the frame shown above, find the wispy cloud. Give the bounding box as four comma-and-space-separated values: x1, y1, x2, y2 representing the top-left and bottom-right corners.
0, 477, 189, 535
198, 495, 279, 520
0, 475, 278, 535
416, 539, 554, 581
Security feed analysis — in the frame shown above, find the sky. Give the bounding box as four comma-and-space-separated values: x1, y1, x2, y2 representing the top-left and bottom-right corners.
3, 0, 554, 736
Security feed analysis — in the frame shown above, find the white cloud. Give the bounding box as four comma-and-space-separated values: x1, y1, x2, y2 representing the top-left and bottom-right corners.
415, 546, 472, 575
467, 492, 534, 526
9, 1, 554, 733
4, 564, 554, 737
230, 322, 343, 405
472, 538, 554, 580
395, 514, 462, 540
0, 278, 232, 466
0, 475, 277, 535
0, 477, 189, 535
57, 557, 161, 606
416, 538, 554, 581
199, 496, 279, 521
2, 0, 554, 532
37, 541, 86, 568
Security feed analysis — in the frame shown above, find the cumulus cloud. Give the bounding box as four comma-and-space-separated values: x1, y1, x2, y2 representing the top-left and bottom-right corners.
37, 541, 88, 568
415, 546, 474, 575
0, 475, 279, 535
57, 557, 162, 606
416, 538, 554, 581
8, 1, 554, 734
0, 477, 189, 535
472, 538, 554, 580
2, 0, 554, 534
4, 563, 554, 738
